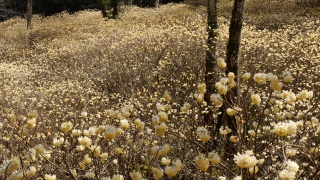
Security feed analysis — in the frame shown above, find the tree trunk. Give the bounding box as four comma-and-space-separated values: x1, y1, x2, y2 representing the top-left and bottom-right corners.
217, 0, 246, 157
111, 0, 118, 19
226, 0, 245, 95
155, 0, 159, 8
204, 0, 218, 127
27, 0, 32, 29
97, 0, 107, 18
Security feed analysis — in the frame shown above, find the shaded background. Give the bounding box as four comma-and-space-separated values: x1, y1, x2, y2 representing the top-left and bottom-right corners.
0, 0, 185, 21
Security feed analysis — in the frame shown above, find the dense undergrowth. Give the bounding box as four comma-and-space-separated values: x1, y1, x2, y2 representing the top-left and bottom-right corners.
0, 1, 319, 179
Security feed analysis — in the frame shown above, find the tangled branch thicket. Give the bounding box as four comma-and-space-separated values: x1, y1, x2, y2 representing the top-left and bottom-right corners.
0, 1, 319, 179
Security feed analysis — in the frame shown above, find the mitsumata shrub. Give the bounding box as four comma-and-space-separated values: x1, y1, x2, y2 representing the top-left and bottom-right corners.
0, 2, 319, 180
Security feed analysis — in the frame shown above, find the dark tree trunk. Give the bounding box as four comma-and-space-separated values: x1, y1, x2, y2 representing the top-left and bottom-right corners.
27, 0, 32, 29
97, 0, 107, 18
204, 0, 218, 127
226, 0, 246, 76
217, 0, 246, 157
111, 0, 118, 19
155, 0, 159, 8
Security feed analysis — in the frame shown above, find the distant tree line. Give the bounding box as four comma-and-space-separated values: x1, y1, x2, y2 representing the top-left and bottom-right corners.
0, 0, 184, 22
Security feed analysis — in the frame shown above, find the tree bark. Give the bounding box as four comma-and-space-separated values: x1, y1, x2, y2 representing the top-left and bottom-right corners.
111, 0, 118, 19
97, 0, 107, 18
155, 0, 159, 8
217, 0, 246, 157
27, 0, 32, 29
204, 0, 218, 127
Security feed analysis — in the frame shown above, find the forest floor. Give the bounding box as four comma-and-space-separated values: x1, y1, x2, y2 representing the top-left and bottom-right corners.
0, 1, 319, 179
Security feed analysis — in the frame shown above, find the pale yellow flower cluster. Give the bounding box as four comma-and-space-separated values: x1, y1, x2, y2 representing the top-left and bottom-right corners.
273, 120, 297, 137
164, 159, 183, 177
233, 150, 263, 169
151, 144, 170, 157
215, 73, 237, 95
130, 170, 143, 180
194, 154, 210, 171
152, 167, 164, 179
279, 160, 299, 180
196, 126, 211, 142
210, 93, 223, 107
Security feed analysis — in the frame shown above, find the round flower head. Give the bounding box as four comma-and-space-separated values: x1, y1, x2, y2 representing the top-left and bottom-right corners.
156, 103, 165, 111
228, 72, 235, 80
230, 136, 239, 143
120, 119, 129, 130
279, 169, 296, 180
44, 174, 56, 180
53, 137, 64, 147
194, 93, 204, 102
161, 157, 171, 165
85, 172, 95, 179
208, 151, 221, 165
210, 93, 223, 107
151, 144, 170, 157
134, 119, 145, 131
108, 110, 119, 119
285, 92, 296, 104
195, 154, 210, 171
154, 123, 167, 136
242, 72, 251, 80
215, 82, 228, 95
104, 125, 118, 140
152, 167, 164, 179
130, 170, 142, 180
181, 102, 191, 113
5, 157, 20, 175
233, 150, 258, 168
271, 82, 283, 91
27, 110, 38, 119
164, 159, 183, 178
81, 111, 88, 118
12, 171, 23, 180
285, 160, 299, 173
273, 121, 297, 137
197, 83, 206, 94
27, 118, 36, 129
27, 166, 37, 177
251, 94, 261, 105
226, 108, 237, 116
268, 75, 278, 83
34, 144, 46, 154
253, 73, 267, 84
228, 80, 236, 89
115, 148, 123, 155
233, 176, 242, 180
121, 108, 131, 118
83, 154, 92, 165
60, 121, 73, 133
78, 136, 92, 148
217, 57, 226, 69
196, 126, 210, 142
157, 112, 168, 122
283, 71, 293, 83
91, 145, 101, 157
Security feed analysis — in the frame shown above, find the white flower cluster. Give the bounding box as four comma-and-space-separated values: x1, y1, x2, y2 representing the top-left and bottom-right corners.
273, 120, 297, 137
279, 160, 299, 180
234, 150, 263, 169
